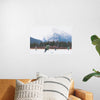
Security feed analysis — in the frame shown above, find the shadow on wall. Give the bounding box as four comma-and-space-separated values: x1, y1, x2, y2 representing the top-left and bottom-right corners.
1, 86, 15, 100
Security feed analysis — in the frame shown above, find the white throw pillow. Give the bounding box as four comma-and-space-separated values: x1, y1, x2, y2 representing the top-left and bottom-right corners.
14, 79, 44, 100
36, 73, 72, 100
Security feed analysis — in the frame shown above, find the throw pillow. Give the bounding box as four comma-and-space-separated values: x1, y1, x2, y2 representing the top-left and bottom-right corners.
14, 79, 44, 100
36, 73, 72, 100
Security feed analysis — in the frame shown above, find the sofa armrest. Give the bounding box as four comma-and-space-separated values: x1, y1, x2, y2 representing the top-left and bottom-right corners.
74, 89, 93, 100
68, 95, 81, 100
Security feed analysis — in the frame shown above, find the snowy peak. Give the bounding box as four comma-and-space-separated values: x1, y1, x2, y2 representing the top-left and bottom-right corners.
43, 32, 72, 43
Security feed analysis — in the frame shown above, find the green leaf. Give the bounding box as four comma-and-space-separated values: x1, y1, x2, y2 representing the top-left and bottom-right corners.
92, 39, 100, 45
91, 35, 100, 55
93, 69, 97, 72
96, 45, 100, 55
83, 72, 100, 82
93, 69, 100, 73
91, 35, 99, 42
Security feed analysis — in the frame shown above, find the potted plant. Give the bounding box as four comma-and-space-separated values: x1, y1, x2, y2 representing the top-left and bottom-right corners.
83, 35, 100, 82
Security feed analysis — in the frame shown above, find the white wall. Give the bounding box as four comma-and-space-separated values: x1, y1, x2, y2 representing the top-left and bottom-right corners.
0, 0, 100, 99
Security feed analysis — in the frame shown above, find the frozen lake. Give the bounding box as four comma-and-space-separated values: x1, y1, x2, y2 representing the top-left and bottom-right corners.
29, 49, 72, 55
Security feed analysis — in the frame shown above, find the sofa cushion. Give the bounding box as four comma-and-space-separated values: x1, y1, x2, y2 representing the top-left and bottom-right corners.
14, 79, 44, 100
36, 73, 72, 100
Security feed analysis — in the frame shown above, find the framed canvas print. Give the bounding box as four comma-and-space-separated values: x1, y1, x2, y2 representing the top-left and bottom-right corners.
30, 26, 72, 54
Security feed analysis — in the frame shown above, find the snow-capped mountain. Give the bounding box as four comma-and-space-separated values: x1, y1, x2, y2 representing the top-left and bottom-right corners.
43, 32, 72, 43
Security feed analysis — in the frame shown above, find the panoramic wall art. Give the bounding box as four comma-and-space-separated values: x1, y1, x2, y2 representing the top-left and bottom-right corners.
30, 27, 72, 54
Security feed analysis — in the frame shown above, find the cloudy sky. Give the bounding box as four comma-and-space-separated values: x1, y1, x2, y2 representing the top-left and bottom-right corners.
30, 26, 72, 40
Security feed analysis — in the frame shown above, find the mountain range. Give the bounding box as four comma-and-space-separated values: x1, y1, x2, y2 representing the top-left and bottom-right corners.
30, 32, 72, 44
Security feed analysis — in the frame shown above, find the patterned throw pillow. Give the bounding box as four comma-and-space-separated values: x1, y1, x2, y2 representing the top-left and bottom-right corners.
14, 79, 44, 100
36, 73, 72, 100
